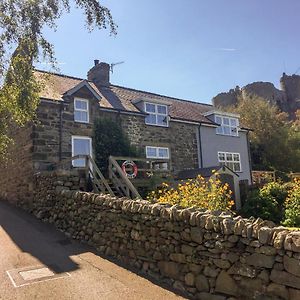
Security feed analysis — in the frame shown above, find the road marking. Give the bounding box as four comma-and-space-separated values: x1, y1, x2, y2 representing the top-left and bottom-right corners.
6, 265, 71, 288
19, 267, 55, 281
6, 269, 17, 288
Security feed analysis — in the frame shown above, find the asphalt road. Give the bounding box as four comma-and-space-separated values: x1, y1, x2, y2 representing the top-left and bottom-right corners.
0, 201, 183, 300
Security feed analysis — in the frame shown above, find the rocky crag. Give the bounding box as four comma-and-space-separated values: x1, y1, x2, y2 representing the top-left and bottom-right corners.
213, 73, 300, 117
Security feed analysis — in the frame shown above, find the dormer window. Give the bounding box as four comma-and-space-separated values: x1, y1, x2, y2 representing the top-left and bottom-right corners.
74, 98, 89, 123
145, 102, 168, 127
215, 115, 239, 136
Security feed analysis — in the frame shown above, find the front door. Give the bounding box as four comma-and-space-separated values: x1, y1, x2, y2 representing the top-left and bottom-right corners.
71, 136, 92, 167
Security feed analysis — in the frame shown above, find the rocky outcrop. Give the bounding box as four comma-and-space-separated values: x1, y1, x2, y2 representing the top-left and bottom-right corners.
213, 73, 300, 117
212, 87, 241, 108
242, 82, 286, 106
27, 173, 300, 300
280, 73, 300, 113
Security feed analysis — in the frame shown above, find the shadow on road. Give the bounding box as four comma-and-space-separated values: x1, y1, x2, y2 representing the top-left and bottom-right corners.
0, 200, 186, 299
0, 201, 82, 274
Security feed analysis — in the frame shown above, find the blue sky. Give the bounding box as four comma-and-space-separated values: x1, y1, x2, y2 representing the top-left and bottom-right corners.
37, 0, 300, 104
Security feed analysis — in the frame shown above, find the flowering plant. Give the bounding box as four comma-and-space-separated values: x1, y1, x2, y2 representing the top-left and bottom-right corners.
147, 173, 234, 211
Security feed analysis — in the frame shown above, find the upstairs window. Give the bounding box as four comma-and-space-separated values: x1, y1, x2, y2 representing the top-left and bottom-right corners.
145, 102, 168, 127
215, 115, 239, 136
218, 151, 241, 172
146, 146, 170, 159
74, 98, 89, 123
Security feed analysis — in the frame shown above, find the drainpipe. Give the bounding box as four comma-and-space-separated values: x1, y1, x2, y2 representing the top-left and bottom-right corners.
197, 125, 203, 168
246, 130, 253, 185
59, 101, 64, 162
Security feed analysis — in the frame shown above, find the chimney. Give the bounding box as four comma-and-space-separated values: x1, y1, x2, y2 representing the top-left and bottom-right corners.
87, 60, 110, 87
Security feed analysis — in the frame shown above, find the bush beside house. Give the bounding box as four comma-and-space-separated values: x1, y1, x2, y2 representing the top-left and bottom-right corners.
241, 180, 300, 227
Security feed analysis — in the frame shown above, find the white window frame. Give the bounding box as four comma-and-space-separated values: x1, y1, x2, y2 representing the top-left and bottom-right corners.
71, 136, 92, 167
74, 97, 89, 123
144, 102, 169, 127
218, 151, 242, 172
215, 115, 239, 136
146, 146, 170, 159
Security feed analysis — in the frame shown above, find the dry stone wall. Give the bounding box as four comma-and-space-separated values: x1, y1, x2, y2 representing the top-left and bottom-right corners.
30, 170, 86, 218
0, 125, 34, 206
32, 185, 300, 300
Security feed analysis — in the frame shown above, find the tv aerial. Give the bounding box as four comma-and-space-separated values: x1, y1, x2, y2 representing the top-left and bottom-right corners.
110, 61, 125, 73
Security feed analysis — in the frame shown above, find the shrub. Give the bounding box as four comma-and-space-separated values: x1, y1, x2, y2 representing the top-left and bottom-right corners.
260, 181, 288, 206
93, 118, 139, 173
242, 181, 289, 223
147, 174, 234, 211
241, 190, 282, 223
282, 179, 300, 227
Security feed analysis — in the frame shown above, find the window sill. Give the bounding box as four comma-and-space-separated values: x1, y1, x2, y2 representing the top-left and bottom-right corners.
146, 157, 170, 160
216, 133, 240, 138
145, 122, 169, 128
74, 120, 90, 124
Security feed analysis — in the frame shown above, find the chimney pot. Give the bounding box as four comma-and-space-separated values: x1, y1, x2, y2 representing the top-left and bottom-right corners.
87, 61, 110, 87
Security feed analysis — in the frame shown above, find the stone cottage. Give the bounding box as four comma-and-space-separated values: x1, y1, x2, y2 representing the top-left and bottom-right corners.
0, 60, 252, 206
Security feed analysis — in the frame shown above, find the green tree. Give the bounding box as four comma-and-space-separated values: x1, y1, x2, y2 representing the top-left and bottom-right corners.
229, 97, 300, 172
0, 0, 116, 158
93, 118, 139, 174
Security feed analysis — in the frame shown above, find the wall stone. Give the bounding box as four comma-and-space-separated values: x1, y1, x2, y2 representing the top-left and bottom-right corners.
31, 170, 86, 218
0, 124, 34, 206
120, 114, 199, 172
30, 182, 300, 300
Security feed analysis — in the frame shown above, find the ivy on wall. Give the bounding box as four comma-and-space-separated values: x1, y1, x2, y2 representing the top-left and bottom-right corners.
93, 118, 139, 173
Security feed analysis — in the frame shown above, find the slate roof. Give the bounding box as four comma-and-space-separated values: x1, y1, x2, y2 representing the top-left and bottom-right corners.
35, 70, 215, 124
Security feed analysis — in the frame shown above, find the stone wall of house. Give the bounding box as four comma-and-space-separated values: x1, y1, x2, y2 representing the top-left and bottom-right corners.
0, 125, 34, 207
32, 101, 62, 171
34, 96, 199, 173
119, 114, 199, 172
31, 184, 300, 300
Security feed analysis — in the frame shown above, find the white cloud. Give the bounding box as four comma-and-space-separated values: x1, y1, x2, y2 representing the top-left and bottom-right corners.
215, 48, 238, 52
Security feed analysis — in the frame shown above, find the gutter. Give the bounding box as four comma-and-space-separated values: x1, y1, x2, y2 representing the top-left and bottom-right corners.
246, 131, 253, 184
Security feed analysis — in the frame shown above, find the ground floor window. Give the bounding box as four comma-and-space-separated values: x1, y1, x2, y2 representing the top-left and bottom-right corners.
218, 151, 241, 172
72, 136, 92, 167
146, 146, 170, 170
146, 146, 170, 159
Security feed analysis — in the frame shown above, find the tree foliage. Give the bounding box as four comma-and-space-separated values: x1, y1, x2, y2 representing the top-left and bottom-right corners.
93, 118, 139, 174
228, 97, 300, 172
0, 0, 116, 158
